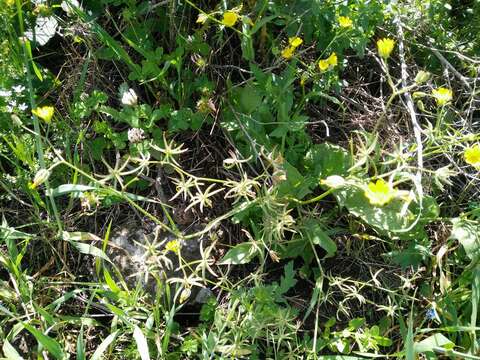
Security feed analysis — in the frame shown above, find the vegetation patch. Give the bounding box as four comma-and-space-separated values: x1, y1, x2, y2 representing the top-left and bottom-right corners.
0, 0, 480, 358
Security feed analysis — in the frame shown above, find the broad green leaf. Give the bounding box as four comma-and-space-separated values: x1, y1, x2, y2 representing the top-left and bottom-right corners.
133, 326, 150, 360
23, 324, 65, 360
334, 185, 426, 239
90, 330, 119, 360
450, 218, 480, 261
414, 333, 454, 354
218, 242, 257, 265
239, 85, 262, 114
386, 242, 430, 269
304, 143, 354, 181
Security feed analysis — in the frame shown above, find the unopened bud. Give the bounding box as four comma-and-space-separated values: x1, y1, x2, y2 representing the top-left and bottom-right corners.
11, 114, 22, 127
414, 70, 430, 84
120, 88, 138, 106
29, 168, 50, 189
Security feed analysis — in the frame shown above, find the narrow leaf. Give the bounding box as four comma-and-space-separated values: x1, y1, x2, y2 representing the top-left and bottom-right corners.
23, 323, 65, 360
133, 326, 150, 360
90, 330, 119, 360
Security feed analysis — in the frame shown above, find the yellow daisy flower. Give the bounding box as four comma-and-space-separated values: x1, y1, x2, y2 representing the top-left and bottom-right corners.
377, 38, 395, 59
464, 144, 480, 170
432, 87, 453, 106
222, 11, 238, 27
32, 106, 54, 123
338, 16, 353, 28
364, 179, 396, 206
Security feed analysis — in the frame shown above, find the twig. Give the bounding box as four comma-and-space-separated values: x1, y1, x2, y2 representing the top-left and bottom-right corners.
395, 16, 424, 215
431, 47, 472, 91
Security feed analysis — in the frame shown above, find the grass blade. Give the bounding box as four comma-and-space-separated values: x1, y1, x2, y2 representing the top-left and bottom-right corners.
23, 323, 65, 360
133, 325, 150, 360
90, 330, 119, 360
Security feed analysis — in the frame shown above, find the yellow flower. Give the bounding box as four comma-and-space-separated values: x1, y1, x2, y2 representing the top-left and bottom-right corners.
364, 179, 396, 206
222, 11, 238, 27
281, 46, 295, 59
6, 0, 15, 6
318, 59, 329, 71
432, 87, 453, 106
377, 38, 395, 59
464, 144, 480, 170
32, 106, 54, 123
288, 36, 303, 48
338, 16, 353, 28
318, 52, 337, 71
165, 240, 181, 253
327, 52, 338, 66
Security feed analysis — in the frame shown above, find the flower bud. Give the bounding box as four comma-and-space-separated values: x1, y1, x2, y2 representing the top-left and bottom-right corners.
11, 114, 22, 127
30, 168, 51, 189
120, 88, 138, 106
414, 70, 430, 84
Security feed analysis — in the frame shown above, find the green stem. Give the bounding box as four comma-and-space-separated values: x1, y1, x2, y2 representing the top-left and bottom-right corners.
15, 0, 63, 233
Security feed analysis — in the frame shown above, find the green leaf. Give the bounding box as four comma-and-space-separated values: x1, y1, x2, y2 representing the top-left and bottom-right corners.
47, 184, 96, 197
303, 220, 337, 258
304, 143, 353, 181
62, 232, 111, 263
277, 261, 297, 295
23, 323, 65, 360
133, 326, 150, 360
90, 331, 120, 360
414, 333, 454, 354
76, 327, 86, 360
405, 316, 415, 360
239, 84, 262, 114
334, 185, 425, 239
450, 218, 480, 262
2, 340, 23, 360
386, 242, 430, 269
218, 242, 257, 265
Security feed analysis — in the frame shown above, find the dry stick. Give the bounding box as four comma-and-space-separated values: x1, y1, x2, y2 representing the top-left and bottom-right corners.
395, 17, 424, 211
431, 47, 473, 91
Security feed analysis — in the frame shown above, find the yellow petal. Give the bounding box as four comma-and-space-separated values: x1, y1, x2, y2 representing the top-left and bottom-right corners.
338, 16, 353, 28
318, 59, 329, 71
364, 179, 395, 206
281, 46, 295, 59
377, 38, 395, 59
464, 144, 480, 169
32, 106, 54, 123
432, 87, 453, 106
222, 11, 238, 27
288, 36, 303, 48
327, 52, 338, 66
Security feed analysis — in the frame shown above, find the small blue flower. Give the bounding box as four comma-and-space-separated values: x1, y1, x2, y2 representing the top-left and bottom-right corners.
426, 308, 437, 320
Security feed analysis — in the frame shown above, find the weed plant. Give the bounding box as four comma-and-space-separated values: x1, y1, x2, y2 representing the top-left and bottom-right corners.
0, 0, 480, 359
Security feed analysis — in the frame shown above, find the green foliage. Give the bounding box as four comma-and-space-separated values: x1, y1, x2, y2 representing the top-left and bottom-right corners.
0, 0, 479, 358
